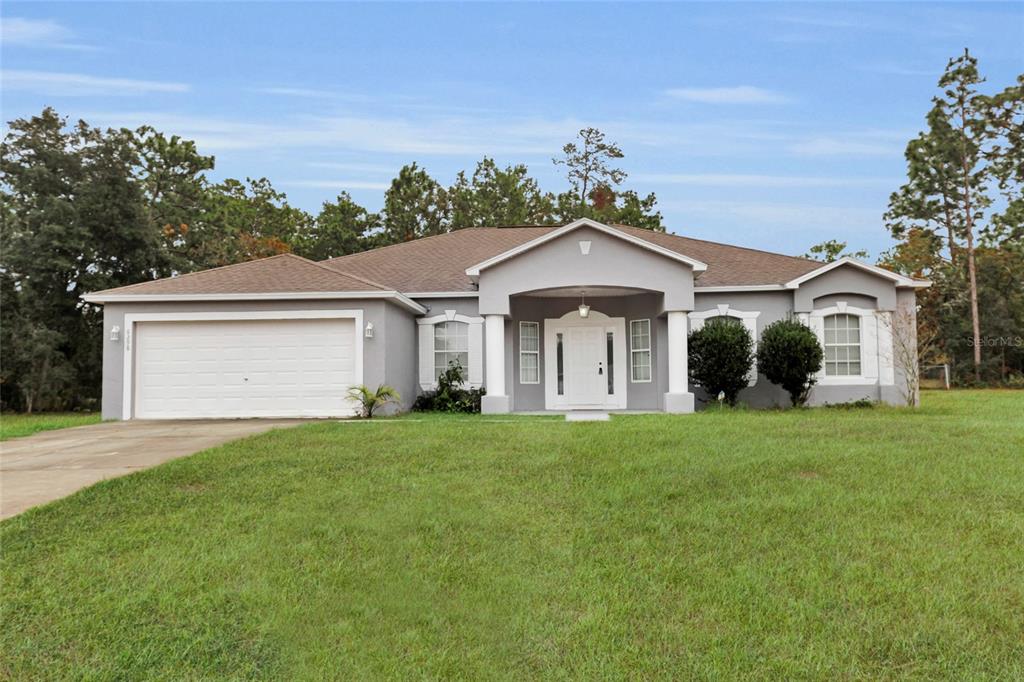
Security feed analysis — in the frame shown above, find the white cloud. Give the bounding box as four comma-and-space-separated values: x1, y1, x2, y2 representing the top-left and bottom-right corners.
663, 86, 789, 104
1, 17, 94, 50
281, 179, 392, 191
632, 173, 896, 188
790, 136, 901, 157
661, 199, 883, 232
1, 70, 189, 96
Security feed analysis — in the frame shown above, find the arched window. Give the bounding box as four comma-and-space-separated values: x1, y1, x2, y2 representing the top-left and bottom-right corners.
824, 313, 861, 376
434, 321, 469, 378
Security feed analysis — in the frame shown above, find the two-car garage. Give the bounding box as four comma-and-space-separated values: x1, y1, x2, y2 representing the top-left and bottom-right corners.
127, 313, 361, 419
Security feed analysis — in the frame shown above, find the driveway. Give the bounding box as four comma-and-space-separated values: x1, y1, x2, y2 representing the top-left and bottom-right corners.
0, 419, 307, 520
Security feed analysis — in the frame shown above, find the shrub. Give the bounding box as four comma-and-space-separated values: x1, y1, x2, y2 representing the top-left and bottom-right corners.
757, 319, 824, 407
412, 360, 485, 413
347, 384, 401, 418
688, 317, 755, 406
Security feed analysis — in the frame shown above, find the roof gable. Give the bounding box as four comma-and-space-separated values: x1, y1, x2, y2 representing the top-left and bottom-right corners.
464, 219, 708, 277
784, 257, 930, 289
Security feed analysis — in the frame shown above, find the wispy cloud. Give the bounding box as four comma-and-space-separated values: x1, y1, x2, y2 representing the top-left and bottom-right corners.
1, 70, 189, 96
663, 86, 789, 104
633, 173, 897, 188
662, 199, 883, 233
0, 17, 95, 50
251, 86, 373, 102
790, 135, 903, 157
281, 179, 392, 191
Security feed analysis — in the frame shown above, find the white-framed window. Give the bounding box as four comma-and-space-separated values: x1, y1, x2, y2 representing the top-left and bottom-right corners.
824, 313, 861, 376
434, 320, 469, 378
630, 319, 652, 382
519, 321, 540, 384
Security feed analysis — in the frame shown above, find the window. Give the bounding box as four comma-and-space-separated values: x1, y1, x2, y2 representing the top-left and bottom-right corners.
434, 321, 469, 379
606, 332, 614, 394
824, 314, 861, 376
556, 333, 564, 395
520, 322, 540, 384
630, 319, 651, 382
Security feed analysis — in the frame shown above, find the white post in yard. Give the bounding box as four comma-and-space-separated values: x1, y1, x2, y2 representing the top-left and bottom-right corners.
664, 310, 695, 414
482, 314, 510, 413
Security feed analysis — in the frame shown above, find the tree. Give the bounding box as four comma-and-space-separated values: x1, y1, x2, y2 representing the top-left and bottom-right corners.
554, 127, 626, 210
886, 49, 991, 381
757, 319, 824, 407
381, 163, 448, 242
985, 74, 1024, 245
804, 239, 869, 262
448, 158, 556, 227
688, 318, 755, 406
295, 192, 378, 261
197, 177, 311, 266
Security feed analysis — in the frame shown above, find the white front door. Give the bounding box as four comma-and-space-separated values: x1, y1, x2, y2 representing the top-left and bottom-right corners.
566, 326, 607, 406
544, 309, 627, 410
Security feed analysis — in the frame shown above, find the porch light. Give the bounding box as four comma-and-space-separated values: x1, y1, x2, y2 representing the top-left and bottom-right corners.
578, 292, 590, 318
364, 322, 374, 338
110, 325, 120, 342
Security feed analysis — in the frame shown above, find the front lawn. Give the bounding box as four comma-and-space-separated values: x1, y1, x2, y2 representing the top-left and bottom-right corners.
2, 391, 1021, 679
0, 412, 101, 441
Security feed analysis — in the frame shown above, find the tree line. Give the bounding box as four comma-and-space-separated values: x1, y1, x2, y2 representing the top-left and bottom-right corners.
0, 116, 659, 411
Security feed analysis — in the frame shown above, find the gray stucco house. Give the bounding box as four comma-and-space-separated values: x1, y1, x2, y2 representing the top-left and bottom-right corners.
83, 219, 929, 419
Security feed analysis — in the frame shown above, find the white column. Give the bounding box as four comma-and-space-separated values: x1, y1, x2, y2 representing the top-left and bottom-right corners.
664, 311, 694, 413
482, 315, 509, 413
667, 311, 688, 393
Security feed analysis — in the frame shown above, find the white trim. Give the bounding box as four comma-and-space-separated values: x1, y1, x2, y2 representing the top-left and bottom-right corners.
519, 321, 541, 384
416, 313, 484, 389
544, 309, 627, 410
629, 318, 653, 383
83, 290, 427, 313
407, 291, 480, 299
121, 309, 364, 420
695, 284, 787, 293
808, 304, 891, 386
465, 218, 708, 276
416, 313, 484, 326
785, 257, 930, 289
689, 306, 761, 386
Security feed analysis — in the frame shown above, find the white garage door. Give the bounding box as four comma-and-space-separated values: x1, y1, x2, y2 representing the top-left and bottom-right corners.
134, 318, 358, 419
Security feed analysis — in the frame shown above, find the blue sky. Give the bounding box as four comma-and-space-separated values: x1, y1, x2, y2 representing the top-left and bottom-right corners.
2, 2, 1022, 258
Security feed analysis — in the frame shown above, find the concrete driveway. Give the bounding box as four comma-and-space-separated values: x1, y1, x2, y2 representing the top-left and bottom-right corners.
0, 419, 307, 520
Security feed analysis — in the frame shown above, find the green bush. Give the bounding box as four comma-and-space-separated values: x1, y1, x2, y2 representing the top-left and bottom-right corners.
412, 360, 485, 413
688, 318, 755, 406
757, 319, 824, 407
347, 384, 401, 418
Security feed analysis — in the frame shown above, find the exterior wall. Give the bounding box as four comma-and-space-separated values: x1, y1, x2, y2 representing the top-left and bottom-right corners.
508, 293, 665, 411
100, 298, 416, 420
477, 226, 695, 315
382, 301, 419, 414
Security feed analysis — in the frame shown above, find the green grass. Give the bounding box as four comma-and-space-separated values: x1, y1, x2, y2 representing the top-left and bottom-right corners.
2, 391, 1022, 680
0, 412, 101, 441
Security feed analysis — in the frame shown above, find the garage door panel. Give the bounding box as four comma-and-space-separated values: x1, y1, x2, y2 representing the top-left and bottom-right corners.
134, 318, 358, 419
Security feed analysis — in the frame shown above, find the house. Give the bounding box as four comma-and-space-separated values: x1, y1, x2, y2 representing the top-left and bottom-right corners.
83, 218, 929, 419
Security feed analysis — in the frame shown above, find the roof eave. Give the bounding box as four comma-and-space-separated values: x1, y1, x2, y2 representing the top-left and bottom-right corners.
80, 290, 428, 314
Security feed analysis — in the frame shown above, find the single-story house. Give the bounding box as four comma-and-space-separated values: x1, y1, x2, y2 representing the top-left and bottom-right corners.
83, 218, 929, 419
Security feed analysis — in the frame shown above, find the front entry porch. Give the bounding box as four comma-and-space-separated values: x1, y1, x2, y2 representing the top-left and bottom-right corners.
480, 288, 695, 415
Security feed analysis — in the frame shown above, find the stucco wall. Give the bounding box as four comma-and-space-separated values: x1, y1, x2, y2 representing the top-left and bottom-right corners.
100, 299, 414, 419
793, 265, 897, 311
477, 226, 695, 315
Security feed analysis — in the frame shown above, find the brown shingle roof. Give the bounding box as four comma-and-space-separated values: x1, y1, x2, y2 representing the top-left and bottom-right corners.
321, 224, 821, 291
91, 253, 388, 296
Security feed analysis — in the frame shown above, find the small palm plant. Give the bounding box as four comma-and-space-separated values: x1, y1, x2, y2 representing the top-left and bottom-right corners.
347, 384, 401, 418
